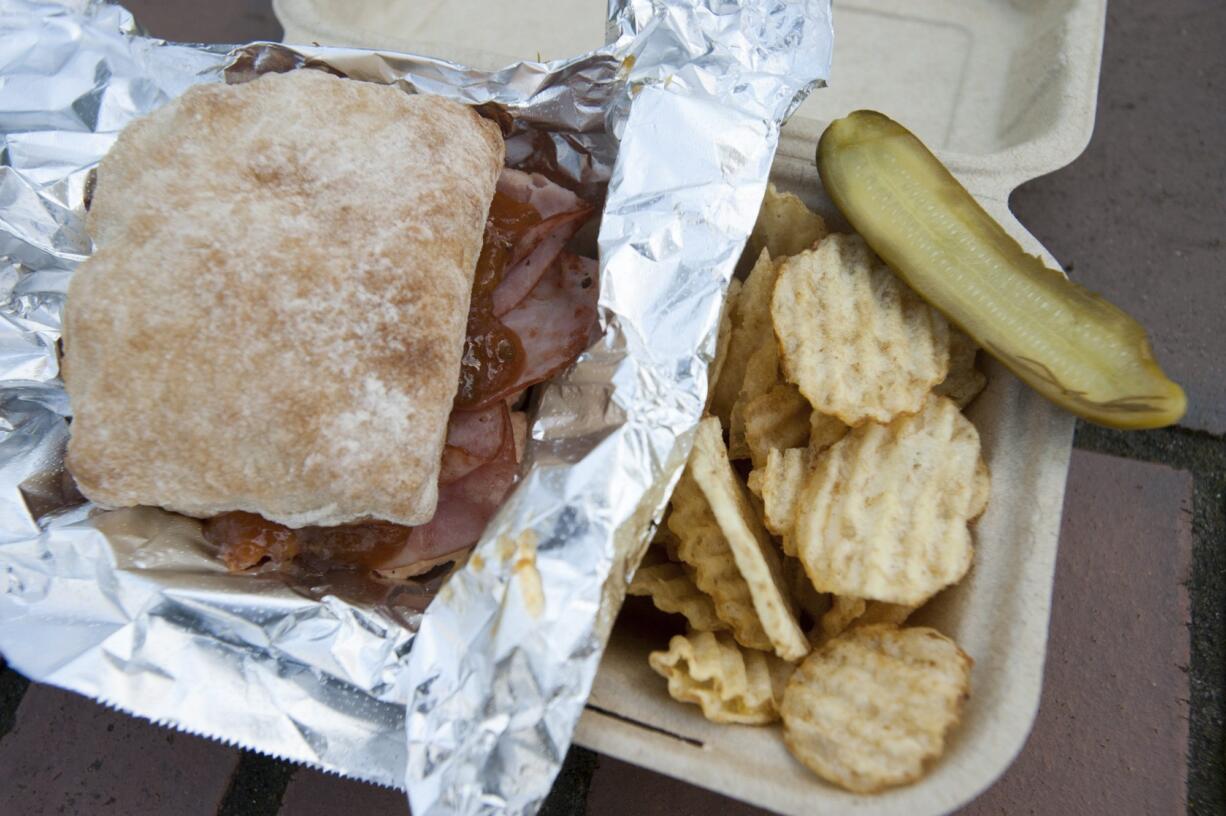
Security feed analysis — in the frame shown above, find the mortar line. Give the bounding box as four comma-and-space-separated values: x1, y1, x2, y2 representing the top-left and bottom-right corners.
0, 660, 31, 740
217, 751, 296, 816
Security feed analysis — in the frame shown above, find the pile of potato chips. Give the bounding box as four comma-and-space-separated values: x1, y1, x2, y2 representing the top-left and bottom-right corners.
632, 186, 990, 794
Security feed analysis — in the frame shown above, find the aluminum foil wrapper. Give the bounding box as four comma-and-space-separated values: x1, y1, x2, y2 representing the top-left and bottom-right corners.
0, 0, 831, 807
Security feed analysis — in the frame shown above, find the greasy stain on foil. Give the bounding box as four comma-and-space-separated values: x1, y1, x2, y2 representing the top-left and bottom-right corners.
510, 531, 543, 619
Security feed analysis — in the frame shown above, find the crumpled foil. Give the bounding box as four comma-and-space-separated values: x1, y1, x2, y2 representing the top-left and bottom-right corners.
0, 0, 831, 808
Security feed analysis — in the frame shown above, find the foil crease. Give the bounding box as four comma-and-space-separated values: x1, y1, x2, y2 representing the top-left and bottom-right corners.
404, 2, 832, 813
0, 0, 831, 806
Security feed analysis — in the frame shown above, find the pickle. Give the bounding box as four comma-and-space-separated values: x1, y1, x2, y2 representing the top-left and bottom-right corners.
817, 110, 1186, 430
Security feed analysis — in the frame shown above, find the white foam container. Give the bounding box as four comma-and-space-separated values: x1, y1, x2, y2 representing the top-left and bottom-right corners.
275, 1, 1104, 812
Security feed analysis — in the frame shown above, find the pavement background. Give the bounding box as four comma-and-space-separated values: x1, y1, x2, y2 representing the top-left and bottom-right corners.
1, 1, 1222, 814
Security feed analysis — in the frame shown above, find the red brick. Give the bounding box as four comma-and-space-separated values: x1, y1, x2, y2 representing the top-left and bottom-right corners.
0, 684, 241, 816
278, 768, 407, 816
586, 755, 770, 816
962, 451, 1191, 814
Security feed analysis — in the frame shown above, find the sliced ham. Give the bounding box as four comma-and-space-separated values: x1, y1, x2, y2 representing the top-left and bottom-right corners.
438, 403, 510, 485
496, 168, 586, 219
491, 168, 594, 319
492, 207, 592, 317
464, 251, 598, 410
457, 170, 593, 409
446, 403, 507, 458
500, 251, 600, 389
372, 410, 526, 577
374, 413, 520, 573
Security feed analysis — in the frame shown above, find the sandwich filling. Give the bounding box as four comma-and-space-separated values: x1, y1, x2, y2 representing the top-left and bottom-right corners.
204, 168, 599, 576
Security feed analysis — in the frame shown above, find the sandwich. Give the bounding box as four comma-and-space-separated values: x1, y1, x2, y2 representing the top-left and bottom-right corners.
62, 69, 598, 578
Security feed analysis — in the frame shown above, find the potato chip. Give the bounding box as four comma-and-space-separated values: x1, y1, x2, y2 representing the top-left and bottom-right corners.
510, 410, 529, 461
784, 554, 828, 624
756, 447, 808, 542
728, 338, 779, 460
746, 468, 764, 498
819, 596, 918, 640
935, 328, 986, 409
744, 383, 811, 470
794, 395, 989, 606
710, 250, 780, 428
749, 184, 830, 260
772, 234, 950, 424
808, 410, 848, 457
649, 630, 794, 724
708, 278, 742, 409
652, 514, 682, 561
971, 458, 991, 520
819, 595, 866, 639
688, 418, 809, 661
669, 471, 773, 652
859, 600, 915, 627
630, 559, 728, 633
781, 624, 972, 793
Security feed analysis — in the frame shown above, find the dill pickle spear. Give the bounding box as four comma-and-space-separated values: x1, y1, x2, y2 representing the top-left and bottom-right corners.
817, 110, 1186, 430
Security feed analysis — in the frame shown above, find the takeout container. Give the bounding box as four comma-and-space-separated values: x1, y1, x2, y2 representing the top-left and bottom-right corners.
277, 0, 1105, 812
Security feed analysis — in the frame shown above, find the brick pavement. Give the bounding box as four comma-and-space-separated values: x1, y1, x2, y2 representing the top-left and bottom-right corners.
0, 685, 240, 815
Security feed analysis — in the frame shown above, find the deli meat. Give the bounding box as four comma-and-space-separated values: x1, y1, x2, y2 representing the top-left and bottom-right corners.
496, 168, 586, 219
500, 252, 600, 392
376, 413, 520, 575
206, 166, 599, 578
492, 207, 592, 317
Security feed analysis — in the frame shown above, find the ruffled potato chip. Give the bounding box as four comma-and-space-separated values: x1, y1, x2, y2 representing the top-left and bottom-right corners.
649, 630, 793, 724
858, 600, 915, 628
818, 596, 915, 640
781, 624, 972, 793
794, 395, 989, 606
630, 559, 727, 633
772, 234, 950, 425
652, 513, 682, 561
669, 471, 773, 652
819, 595, 866, 640
755, 446, 809, 543
784, 554, 828, 625
743, 383, 811, 470
710, 250, 780, 428
688, 418, 809, 662
808, 410, 848, 457
708, 278, 742, 409
728, 337, 779, 460
749, 183, 830, 260
935, 328, 987, 409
